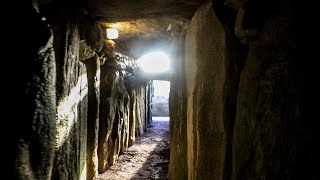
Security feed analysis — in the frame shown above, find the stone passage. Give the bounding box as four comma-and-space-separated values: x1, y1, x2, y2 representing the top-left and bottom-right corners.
95, 120, 169, 180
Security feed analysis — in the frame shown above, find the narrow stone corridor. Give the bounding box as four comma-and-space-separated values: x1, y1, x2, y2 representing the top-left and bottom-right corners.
96, 119, 170, 180
21, 1, 319, 179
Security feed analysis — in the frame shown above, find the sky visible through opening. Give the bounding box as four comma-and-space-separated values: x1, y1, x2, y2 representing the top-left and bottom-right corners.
153, 80, 170, 97
152, 80, 170, 121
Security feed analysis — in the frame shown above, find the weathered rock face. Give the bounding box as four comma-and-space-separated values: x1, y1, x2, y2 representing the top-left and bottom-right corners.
52, 15, 88, 180
89, 0, 202, 21
130, 81, 150, 139
12, 7, 57, 180
232, 1, 319, 179
13, 3, 150, 180
211, 1, 249, 179
98, 56, 150, 173
128, 79, 151, 145
185, 2, 227, 179
168, 27, 188, 179
85, 55, 100, 180
170, 0, 319, 179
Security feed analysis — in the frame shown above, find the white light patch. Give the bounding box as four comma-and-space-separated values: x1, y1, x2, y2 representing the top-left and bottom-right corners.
153, 80, 170, 97
106, 28, 119, 39
137, 52, 170, 73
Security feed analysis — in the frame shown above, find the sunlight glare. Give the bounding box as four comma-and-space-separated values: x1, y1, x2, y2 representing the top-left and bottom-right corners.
137, 51, 170, 73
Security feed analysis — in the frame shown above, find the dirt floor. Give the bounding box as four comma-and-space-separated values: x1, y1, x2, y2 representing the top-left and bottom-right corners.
95, 119, 170, 180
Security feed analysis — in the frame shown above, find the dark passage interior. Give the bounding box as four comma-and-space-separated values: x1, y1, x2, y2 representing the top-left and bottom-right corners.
9, 0, 318, 179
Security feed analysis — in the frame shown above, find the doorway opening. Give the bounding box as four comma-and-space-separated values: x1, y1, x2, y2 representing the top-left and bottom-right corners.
151, 80, 170, 122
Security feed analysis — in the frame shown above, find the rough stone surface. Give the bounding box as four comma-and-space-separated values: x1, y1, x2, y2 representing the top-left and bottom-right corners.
99, 19, 189, 58
168, 31, 188, 179
211, 1, 249, 179
232, 1, 319, 180
128, 82, 150, 146
85, 55, 100, 180
12, 7, 57, 180
132, 83, 148, 138
185, 2, 226, 179
98, 56, 150, 173
89, 0, 203, 21
222, 27, 247, 180
52, 18, 88, 180
80, 40, 96, 61
79, 16, 105, 60
13, 2, 152, 180
84, 22, 104, 53
171, 0, 319, 180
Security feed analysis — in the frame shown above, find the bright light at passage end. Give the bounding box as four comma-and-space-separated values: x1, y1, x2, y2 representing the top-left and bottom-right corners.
137, 52, 170, 73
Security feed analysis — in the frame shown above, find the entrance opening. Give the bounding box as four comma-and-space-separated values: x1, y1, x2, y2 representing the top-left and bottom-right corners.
151, 80, 170, 122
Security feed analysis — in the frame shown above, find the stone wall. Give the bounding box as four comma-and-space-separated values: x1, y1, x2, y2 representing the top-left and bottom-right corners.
170, 0, 319, 180
232, 0, 318, 179
185, 2, 226, 179
98, 56, 150, 173
52, 16, 88, 180
85, 55, 100, 180
12, 3, 150, 180
11, 7, 57, 179
168, 25, 188, 179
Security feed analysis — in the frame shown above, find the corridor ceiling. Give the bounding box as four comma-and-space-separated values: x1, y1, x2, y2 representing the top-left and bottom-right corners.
87, 0, 204, 58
